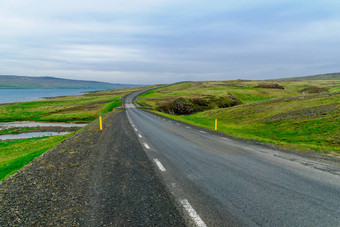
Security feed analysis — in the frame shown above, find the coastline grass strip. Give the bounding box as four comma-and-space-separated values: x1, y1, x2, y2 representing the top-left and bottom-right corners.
0, 86, 142, 122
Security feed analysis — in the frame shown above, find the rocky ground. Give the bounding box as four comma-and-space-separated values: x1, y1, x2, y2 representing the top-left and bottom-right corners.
0, 110, 185, 226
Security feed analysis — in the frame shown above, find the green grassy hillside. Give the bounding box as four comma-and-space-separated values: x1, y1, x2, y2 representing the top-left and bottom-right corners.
138, 80, 340, 154
138, 80, 339, 106
280, 73, 340, 81
0, 75, 136, 89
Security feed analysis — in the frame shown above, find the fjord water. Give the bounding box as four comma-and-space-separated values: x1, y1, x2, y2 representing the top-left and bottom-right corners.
0, 88, 101, 104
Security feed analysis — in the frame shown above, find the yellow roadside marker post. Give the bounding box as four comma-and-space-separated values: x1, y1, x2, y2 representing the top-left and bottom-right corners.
99, 116, 103, 131
215, 119, 217, 130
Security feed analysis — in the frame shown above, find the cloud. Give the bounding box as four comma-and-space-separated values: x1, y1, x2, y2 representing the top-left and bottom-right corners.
1, 0, 340, 83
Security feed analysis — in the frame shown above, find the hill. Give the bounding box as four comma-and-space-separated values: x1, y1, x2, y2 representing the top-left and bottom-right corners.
0, 75, 136, 89
137, 80, 340, 153
280, 73, 340, 81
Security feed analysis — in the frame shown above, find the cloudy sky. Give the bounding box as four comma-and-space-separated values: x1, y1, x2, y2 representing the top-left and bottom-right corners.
1, 0, 340, 84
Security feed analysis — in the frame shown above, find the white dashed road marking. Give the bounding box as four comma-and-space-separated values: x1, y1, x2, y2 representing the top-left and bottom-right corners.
153, 158, 166, 172
143, 142, 150, 149
129, 108, 206, 227
125, 104, 135, 109
180, 199, 207, 227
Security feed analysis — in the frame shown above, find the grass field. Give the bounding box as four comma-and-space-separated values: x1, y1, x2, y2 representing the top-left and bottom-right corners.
0, 87, 142, 122
138, 80, 339, 106
139, 80, 340, 154
0, 134, 72, 181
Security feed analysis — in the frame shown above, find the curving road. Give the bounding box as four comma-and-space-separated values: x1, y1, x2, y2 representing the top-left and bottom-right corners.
125, 88, 340, 226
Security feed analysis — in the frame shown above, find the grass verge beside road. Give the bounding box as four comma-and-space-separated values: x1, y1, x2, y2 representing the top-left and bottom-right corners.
0, 134, 72, 181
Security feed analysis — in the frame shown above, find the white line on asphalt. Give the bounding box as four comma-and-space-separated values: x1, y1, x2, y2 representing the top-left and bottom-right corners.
134, 128, 138, 131
186, 126, 191, 129
168, 120, 172, 123
138, 134, 142, 138
221, 137, 231, 141
200, 130, 206, 134
180, 199, 207, 227
143, 142, 150, 149
153, 158, 166, 172
176, 123, 180, 125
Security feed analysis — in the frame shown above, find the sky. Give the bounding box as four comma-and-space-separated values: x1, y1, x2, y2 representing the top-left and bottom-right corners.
1, 0, 340, 84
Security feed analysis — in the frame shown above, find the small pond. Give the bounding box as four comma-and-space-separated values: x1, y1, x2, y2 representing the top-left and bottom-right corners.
0, 122, 87, 130
0, 132, 71, 140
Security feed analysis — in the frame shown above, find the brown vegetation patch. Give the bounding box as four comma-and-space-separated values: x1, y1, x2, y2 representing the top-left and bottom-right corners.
299, 86, 329, 94
157, 94, 242, 115
256, 83, 284, 89
191, 98, 209, 107
215, 94, 243, 108
157, 98, 200, 115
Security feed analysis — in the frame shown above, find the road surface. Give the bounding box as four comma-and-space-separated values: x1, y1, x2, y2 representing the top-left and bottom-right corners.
125, 88, 340, 226
0, 110, 185, 226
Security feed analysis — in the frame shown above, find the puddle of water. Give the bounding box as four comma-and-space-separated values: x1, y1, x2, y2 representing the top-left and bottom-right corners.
0, 132, 71, 140
0, 122, 87, 130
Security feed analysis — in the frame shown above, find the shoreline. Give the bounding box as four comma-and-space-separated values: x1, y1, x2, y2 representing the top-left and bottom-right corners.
0, 88, 104, 105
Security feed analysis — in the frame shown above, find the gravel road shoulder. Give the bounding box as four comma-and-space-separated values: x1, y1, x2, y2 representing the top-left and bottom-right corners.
0, 110, 185, 226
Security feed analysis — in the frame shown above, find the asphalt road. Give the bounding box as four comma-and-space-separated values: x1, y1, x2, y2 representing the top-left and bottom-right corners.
125, 89, 340, 226
0, 110, 185, 226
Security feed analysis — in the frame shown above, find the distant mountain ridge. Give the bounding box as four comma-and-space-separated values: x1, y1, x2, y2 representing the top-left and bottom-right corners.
280, 73, 340, 80
0, 75, 136, 89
